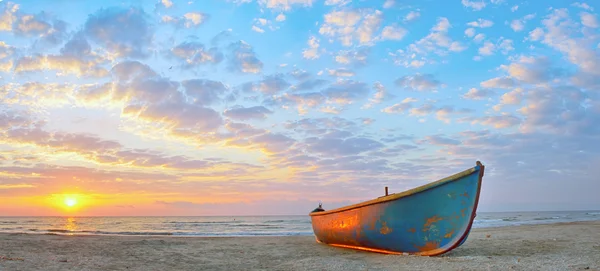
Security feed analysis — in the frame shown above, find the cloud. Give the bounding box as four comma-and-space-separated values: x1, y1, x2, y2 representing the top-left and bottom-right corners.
0, 2, 20, 32
465, 28, 475, 37
244, 74, 291, 94
467, 18, 494, 28
227, 41, 263, 73
461, 0, 486, 11
404, 11, 420, 22
516, 85, 597, 135
268, 80, 369, 114
256, 0, 315, 11
161, 12, 210, 28
500, 56, 563, 84
480, 76, 517, 89
321, 80, 369, 104
169, 41, 223, 69
380, 25, 407, 41
84, 7, 154, 58
419, 135, 461, 146
572, 2, 594, 11
390, 17, 466, 68
304, 137, 384, 157
251, 25, 265, 33
183, 12, 207, 27
478, 41, 495, 55
510, 14, 535, 32
580, 12, 599, 28
302, 36, 321, 59
327, 68, 355, 77
13, 54, 109, 78
460, 115, 522, 128
473, 33, 485, 43
223, 106, 273, 120
493, 87, 524, 111
475, 37, 513, 58
319, 8, 384, 46
0, 119, 249, 171
535, 8, 600, 76
463, 88, 495, 100
362, 82, 395, 109
182, 79, 229, 106
334, 47, 369, 67
161, 0, 174, 8
381, 97, 417, 113
383, 102, 472, 123
324, 0, 351, 6
0, 42, 16, 72
395, 74, 442, 91
383, 0, 395, 9
0, 2, 67, 44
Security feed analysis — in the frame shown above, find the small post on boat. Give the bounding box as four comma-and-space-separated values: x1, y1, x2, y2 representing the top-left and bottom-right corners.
385, 186, 388, 196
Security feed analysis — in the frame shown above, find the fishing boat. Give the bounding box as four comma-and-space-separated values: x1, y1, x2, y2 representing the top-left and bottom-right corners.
309, 161, 485, 256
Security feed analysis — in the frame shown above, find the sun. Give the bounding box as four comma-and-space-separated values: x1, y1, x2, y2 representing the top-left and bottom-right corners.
64, 198, 78, 207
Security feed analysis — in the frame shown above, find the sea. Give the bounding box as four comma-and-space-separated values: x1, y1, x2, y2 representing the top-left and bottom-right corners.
0, 211, 599, 237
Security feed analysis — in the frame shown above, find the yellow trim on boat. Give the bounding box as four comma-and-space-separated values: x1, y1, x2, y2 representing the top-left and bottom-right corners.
310, 166, 479, 216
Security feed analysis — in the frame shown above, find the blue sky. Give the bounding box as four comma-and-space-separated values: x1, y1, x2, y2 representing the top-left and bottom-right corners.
0, 0, 599, 215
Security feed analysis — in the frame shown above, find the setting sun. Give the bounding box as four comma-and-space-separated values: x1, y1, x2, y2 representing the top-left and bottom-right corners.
65, 198, 78, 207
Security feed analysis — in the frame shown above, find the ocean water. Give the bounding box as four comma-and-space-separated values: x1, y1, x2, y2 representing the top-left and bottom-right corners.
0, 211, 599, 237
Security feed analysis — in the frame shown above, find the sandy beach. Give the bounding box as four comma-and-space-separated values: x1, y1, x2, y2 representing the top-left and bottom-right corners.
1, 221, 599, 271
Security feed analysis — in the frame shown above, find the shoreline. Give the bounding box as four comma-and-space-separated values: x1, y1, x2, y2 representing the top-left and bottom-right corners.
1, 219, 599, 238
1, 221, 599, 270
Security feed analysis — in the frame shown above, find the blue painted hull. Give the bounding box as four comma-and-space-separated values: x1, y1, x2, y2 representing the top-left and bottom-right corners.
309, 162, 485, 256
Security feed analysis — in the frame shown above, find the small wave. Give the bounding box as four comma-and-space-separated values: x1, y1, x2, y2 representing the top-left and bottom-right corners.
502, 217, 519, 221
264, 220, 285, 223
47, 229, 72, 233
230, 223, 280, 227
0, 221, 17, 224
586, 212, 600, 215
473, 218, 503, 223
533, 216, 561, 221
164, 221, 241, 224
172, 231, 313, 237
43, 230, 175, 236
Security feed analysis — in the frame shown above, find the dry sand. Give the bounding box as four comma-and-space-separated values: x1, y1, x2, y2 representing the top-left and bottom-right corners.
1, 221, 599, 271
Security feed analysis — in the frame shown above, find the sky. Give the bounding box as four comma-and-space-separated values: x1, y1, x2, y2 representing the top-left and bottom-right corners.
0, 0, 599, 216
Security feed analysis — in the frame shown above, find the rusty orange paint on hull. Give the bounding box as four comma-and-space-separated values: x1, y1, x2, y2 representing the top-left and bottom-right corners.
379, 221, 392, 235
424, 215, 443, 227
415, 241, 440, 252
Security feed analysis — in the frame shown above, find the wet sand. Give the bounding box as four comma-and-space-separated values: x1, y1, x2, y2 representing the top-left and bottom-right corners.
1, 221, 599, 271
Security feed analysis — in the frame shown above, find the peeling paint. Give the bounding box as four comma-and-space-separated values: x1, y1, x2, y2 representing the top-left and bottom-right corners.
444, 230, 455, 238
380, 221, 392, 235
415, 241, 440, 252
424, 215, 443, 228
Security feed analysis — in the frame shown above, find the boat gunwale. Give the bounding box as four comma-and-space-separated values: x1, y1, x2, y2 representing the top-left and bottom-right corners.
310, 163, 481, 217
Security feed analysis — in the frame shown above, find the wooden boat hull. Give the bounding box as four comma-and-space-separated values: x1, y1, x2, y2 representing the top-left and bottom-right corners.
309, 162, 485, 256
